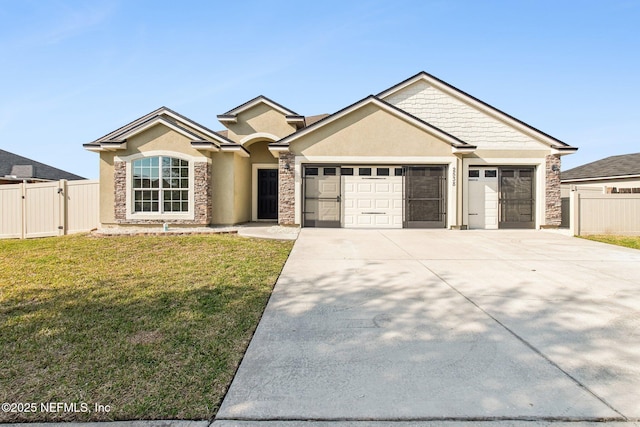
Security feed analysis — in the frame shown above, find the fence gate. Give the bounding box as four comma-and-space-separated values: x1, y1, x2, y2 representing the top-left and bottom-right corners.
0, 180, 98, 239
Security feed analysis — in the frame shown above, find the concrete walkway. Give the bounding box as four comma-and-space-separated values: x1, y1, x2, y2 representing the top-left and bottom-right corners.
214, 229, 640, 425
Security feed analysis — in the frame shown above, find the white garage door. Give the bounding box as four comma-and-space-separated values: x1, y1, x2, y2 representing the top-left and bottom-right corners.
343, 166, 403, 228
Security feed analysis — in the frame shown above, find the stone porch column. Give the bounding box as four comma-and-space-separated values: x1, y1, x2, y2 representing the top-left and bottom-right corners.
545, 154, 562, 227
278, 152, 296, 225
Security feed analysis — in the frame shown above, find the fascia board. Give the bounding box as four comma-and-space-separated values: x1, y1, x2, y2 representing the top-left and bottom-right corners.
220, 145, 250, 157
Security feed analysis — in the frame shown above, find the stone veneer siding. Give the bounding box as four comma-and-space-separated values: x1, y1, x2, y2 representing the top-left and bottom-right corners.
114, 160, 211, 225
278, 152, 296, 225
545, 154, 562, 226
114, 161, 127, 221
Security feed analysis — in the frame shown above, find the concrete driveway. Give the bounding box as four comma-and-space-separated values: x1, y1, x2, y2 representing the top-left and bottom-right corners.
214, 229, 640, 425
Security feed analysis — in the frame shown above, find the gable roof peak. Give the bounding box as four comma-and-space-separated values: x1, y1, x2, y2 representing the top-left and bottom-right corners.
378, 71, 576, 151
220, 95, 299, 117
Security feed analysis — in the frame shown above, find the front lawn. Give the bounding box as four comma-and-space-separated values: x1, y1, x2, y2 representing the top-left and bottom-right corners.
0, 233, 293, 422
582, 234, 640, 250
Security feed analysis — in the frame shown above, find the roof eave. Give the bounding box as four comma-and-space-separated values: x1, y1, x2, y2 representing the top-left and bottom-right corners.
190, 141, 220, 152
285, 115, 305, 129
552, 146, 579, 155
219, 145, 250, 157
452, 145, 477, 154
217, 114, 238, 124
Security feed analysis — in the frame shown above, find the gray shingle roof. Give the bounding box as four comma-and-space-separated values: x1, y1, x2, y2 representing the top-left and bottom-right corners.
0, 149, 84, 181
562, 152, 640, 181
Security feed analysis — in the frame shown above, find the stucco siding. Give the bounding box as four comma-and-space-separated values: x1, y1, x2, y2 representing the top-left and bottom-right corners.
234, 155, 251, 224
225, 104, 297, 143
211, 153, 236, 224
249, 140, 278, 164
290, 104, 453, 158
99, 153, 116, 225
126, 124, 205, 157
384, 80, 546, 150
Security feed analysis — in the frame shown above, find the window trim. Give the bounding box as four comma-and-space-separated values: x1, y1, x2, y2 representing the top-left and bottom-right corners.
117, 151, 208, 221
132, 156, 190, 214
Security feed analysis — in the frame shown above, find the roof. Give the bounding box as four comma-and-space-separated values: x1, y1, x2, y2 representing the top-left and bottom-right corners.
562, 152, 640, 181
272, 95, 475, 150
305, 114, 330, 126
0, 149, 84, 181
84, 106, 240, 152
220, 95, 299, 117
379, 71, 577, 152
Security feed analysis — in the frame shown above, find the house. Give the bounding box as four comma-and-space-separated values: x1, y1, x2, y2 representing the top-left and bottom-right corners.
561, 152, 640, 194
0, 149, 85, 184
84, 71, 577, 230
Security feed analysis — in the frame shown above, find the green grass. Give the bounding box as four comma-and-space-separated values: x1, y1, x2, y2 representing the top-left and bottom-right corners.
581, 234, 640, 250
0, 233, 293, 422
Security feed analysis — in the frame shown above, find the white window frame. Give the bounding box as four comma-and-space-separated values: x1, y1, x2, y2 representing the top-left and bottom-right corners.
117, 151, 209, 221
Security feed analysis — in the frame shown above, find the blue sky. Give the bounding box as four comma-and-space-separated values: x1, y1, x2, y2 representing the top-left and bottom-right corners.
0, 0, 638, 179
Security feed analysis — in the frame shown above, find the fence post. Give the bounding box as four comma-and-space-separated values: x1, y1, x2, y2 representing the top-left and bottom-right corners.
571, 191, 581, 236
20, 181, 26, 239
58, 179, 67, 236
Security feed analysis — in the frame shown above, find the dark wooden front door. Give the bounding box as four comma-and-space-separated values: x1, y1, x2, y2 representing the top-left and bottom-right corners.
257, 169, 278, 220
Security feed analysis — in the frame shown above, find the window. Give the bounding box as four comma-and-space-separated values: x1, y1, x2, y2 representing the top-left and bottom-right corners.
485, 170, 497, 178
358, 167, 372, 176
133, 156, 189, 213
323, 167, 337, 176
340, 167, 354, 176
394, 168, 403, 176
469, 170, 480, 178
377, 168, 389, 176
305, 167, 318, 176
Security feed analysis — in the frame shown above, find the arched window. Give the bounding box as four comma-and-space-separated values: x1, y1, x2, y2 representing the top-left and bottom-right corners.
132, 156, 189, 213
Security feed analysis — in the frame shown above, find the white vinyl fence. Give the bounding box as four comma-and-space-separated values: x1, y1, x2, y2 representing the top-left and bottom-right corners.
570, 190, 640, 236
0, 180, 98, 239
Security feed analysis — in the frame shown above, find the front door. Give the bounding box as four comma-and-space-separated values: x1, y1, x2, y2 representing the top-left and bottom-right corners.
257, 169, 278, 220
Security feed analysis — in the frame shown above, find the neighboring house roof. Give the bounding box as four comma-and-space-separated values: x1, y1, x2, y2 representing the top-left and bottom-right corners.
271, 95, 476, 153
378, 71, 577, 152
0, 149, 84, 181
562, 152, 640, 181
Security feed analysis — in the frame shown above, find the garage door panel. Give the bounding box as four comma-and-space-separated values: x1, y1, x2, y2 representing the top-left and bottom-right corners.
375, 183, 391, 193
357, 199, 372, 209
357, 183, 372, 193
344, 174, 402, 229
375, 199, 390, 209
